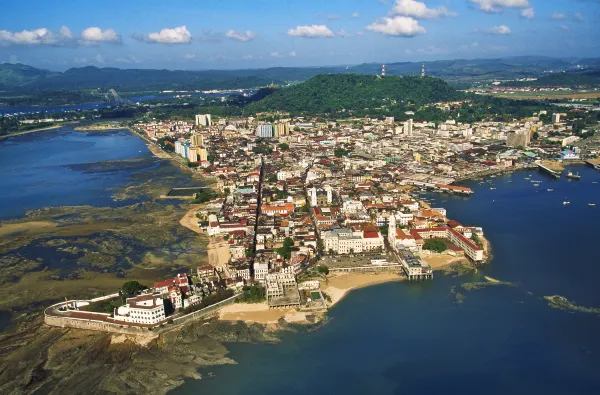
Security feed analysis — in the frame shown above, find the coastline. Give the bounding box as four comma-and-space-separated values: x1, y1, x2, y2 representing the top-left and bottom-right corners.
0, 123, 66, 140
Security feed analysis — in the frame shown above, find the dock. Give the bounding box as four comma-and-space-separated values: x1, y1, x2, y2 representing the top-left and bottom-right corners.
585, 161, 600, 171
537, 163, 561, 179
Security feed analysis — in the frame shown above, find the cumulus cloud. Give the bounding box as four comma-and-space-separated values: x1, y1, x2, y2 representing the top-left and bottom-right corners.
520, 7, 535, 19
183, 53, 196, 60
287, 25, 335, 38
391, 0, 457, 19
81, 27, 121, 44
560, 25, 570, 31
135, 26, 192, 44
469, 0, 530, 13
225, 30, 257, 42
551, 12, 567, 20
289, 51, 297, 57
573, 12, 584, 22
476, 25, 512, 34
270, 51, 283, 57
352, 12, 360, 18
366, 16, 426, 37
0, 26, 75, 46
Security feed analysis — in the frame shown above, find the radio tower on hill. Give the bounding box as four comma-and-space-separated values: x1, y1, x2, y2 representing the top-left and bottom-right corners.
381, 64, 386, 77
421, 63, 425, 78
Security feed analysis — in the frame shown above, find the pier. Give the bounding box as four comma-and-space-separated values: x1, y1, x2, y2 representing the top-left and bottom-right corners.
536, 163, 561, 179
585, 161, 600, 171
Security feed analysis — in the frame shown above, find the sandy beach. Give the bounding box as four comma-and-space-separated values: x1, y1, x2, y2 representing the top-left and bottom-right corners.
425, 254, 465, 270
321, 271, 405, 305
218, 303, 309, 325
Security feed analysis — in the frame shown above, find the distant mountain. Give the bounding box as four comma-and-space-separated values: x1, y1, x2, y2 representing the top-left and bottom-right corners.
501, 69, 600, 88
2, 56, 600, 93
246, 74, 462, 114
0, 63, 59, 90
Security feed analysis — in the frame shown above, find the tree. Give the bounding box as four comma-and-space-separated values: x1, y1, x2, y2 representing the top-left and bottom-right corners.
328, 248, 334, 255
267, 175, 278, 183
276, 237, 295, 260
533, 131, 540, 140
278, 143, 290, 150
121, 281, 146, 299
423, 238, 447, 253
317, 265, 329, 275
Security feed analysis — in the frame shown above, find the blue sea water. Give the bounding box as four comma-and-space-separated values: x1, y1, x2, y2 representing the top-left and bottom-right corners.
0, 126, 154, 219
176, 165, 600, 395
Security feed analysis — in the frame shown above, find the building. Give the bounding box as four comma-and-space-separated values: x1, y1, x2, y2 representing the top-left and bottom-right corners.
399, 251, 432, 280
552, 113, 561, 124
190, 134, 204, 147
403, 119, 413, 136
195, 114, 212, 127
323, 228, 363, 254
274, 121, 290, 137
197, 264, 216, 279
257, 124, 274, 138
506, 130, 530, 147
112, 294, 166, 325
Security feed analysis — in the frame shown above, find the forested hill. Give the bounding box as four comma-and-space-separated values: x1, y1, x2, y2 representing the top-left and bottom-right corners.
247, 74, 462, 114
501, 69, 600, 88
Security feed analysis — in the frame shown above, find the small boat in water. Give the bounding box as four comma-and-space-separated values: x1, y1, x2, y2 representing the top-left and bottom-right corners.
567, 171, 581, 180
589, 203, 596, 207
563, 201, 570, 205
490, 187, 496, 190
547, 189, 554, 192
533, 184, 539, 187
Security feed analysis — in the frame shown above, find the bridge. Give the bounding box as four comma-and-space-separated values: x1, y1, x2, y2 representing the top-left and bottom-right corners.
92, 89, 135, 107
536, 163, 561, 179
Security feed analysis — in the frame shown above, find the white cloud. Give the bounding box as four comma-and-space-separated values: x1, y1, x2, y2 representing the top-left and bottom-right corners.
0, 26, 75, 46
289, 51, 297, 57
352, 12, 360, 18
81, 27, 121, 44
560, 25, 570, 31
95, 54, 105, 64
476, 24, 512, 35
337, 29, 352, 38
366, 16, 426, 37
573, 13, 583, 22
115, 54, 140, 64
183, 53, 196, 60
469, 0, 530, 13
520, 7, 535, 19
270, 51, 283, 57
136, 26, 192, 44
287, 25, 335, 38
74, 57, 88, 64
391, 0, 457, 19
225, 30, 257, 42
551, 12, 567, 20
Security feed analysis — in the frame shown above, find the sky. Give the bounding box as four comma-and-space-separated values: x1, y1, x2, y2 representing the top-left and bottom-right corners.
0, 0, 599, 71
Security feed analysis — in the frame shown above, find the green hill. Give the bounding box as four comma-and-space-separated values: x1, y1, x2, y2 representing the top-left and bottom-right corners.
246, 74, 462, 114
0, 63, 59, 89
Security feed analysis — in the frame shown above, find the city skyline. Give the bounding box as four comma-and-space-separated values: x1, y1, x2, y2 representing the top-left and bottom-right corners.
1, 0, 599, 70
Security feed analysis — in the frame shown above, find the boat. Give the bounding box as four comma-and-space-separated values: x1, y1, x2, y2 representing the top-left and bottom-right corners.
589, 204, 596, 207
524, 177, 530, 180
567, 171, 581, 180
533, 184, 539, 187
563, 201, 570, 205
490, 188, 496, 190
547, 189, 554, 192
593, 182, 598, 184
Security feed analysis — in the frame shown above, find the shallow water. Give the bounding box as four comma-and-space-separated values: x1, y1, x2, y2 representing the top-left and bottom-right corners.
0, 126, 154, 219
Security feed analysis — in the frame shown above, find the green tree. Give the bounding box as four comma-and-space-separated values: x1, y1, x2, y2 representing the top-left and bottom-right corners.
423, 238, 447, 253
317, 265, 329, 275
121, 281, 146, 299
278, 143, 290, 150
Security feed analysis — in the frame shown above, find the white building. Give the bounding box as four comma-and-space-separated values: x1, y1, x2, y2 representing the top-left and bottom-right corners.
195, 114, 212, 127
254, 262, 269, 282
113, 294, 166, 325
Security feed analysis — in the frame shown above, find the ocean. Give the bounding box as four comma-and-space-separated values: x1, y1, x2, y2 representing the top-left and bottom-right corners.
0, 126, 155, 220
176, 165, 600, 395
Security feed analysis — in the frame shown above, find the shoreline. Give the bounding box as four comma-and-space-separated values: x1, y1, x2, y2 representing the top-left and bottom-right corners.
0, 123, 66, 139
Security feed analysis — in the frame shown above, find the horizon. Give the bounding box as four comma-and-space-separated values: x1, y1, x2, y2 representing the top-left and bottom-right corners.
3, 54, 600, 73
1, 0, 599, 70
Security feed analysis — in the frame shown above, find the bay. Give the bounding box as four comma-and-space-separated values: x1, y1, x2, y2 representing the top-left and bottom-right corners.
176, 165, 600, 395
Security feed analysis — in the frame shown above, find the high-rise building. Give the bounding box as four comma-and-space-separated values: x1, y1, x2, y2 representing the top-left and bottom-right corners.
190, 134, 204, 147
403, 119, 413, 136
198, 147, 208, 162
257, 124, 274, 138
273, 121, 290, 137
506, 130, 530, 147
195, 114, 212, 127
552, 113, 561, 124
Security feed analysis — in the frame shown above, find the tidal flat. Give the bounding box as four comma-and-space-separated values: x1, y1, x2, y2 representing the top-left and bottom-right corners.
0, 129, 273, 394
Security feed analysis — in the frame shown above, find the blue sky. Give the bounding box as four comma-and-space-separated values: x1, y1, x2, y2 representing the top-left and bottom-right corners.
0, 0, 599, 70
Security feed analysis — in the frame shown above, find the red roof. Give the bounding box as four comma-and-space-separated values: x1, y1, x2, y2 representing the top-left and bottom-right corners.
363, 231, 380, 239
